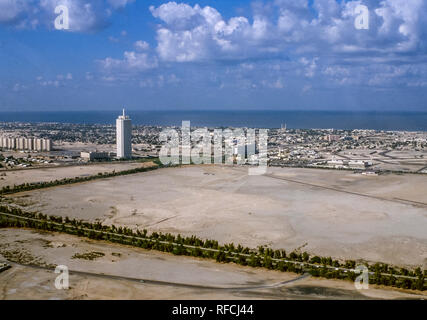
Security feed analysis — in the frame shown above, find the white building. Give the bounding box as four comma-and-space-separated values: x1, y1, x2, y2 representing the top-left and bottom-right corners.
45, 139, 52, 151
9, 138, 16, 149
116, 108, 132, 159
26, 138, 34, 151
348, 160, 369, 169
18, 138, 24, 150
35, 138, 43, 151
81, 151, 110, 161
0, 136, 52, 152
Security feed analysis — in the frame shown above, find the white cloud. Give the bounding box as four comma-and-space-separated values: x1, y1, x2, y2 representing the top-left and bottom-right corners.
240, 63, 254, 70
102, 75, 115, 81
262, 78, 285, 89
139, 74, 180, 88
13, 83, 27, 91
277, 9, 298, 33
92, 1, 427, 91
39, 0, 112, 32
107, 0, 134, 9
134, 40, 150, 51
148, 0, 427, 65
0, 0, 27, 24
374, 0, 424, 52
299, 57, 318, 78
41, 80, 60, 87
99, 51, 158, 72
56, 73, 72, 80
407, 81, 427, 87
322, 66, 349, 77
0, 0, 134, 32
150, 2, 283, 62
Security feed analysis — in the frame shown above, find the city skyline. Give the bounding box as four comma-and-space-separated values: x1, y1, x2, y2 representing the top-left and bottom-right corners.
0, 0, 427, 112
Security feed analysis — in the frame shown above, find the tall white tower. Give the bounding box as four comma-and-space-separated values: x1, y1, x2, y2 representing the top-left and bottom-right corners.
116, 108, 132, 159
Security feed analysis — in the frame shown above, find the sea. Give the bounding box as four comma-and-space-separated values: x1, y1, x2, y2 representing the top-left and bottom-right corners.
0, 110, 426, 131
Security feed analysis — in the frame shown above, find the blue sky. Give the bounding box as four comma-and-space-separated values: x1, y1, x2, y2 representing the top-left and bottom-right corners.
0, 0, 426, 111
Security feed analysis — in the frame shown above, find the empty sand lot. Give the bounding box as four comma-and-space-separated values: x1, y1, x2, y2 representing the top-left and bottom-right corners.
1, 229, 424, 300
0, 162, 152, 189
8, 165, 427, 268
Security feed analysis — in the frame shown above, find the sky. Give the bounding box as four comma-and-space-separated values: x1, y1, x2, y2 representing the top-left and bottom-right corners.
0, 0, 427, 112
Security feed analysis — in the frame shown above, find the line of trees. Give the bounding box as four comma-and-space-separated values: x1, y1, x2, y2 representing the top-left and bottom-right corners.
0, 205, 425, 291
0, 159, 163, 195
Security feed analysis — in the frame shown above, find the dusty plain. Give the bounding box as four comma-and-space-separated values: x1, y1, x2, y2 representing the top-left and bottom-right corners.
0, 228, 425, 300
6, 165, 427, 269
0, 162, 151, 189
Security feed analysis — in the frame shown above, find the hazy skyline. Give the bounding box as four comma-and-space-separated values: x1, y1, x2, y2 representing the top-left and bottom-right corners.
1, 0, 427, 111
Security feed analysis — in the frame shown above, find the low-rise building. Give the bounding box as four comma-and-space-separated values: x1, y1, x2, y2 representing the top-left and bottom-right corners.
81, 151, 111, 161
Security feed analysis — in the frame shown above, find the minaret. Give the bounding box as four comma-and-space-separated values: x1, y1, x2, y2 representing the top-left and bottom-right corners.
116, 108, 132, 159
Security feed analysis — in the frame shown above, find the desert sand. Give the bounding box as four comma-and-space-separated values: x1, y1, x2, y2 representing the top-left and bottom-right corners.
0, 228, 424, 300
0, 162, 151, 189
8, 165, 427, 268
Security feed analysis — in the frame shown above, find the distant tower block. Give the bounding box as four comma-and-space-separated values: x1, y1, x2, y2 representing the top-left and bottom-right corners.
116, 108, 132, 159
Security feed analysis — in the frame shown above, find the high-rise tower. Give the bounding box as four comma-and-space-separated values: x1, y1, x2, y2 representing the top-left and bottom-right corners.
116, 108, 132, 159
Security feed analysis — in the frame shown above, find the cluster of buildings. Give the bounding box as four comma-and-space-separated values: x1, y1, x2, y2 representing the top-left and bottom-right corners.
2, 110, 425, 174
326, 157, 373, 169
267, 128, 427, 173
0, 136, 53, 152
0, 109, 134, 163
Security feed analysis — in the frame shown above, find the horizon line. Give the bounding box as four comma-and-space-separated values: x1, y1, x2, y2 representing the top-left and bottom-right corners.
1, 109, 427, 113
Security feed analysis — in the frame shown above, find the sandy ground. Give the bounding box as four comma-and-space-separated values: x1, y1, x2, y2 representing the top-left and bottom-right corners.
0, 228, 424, 300
266, 167, 427, 204
0, 162, 152, 189
8, 165, 427, 269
